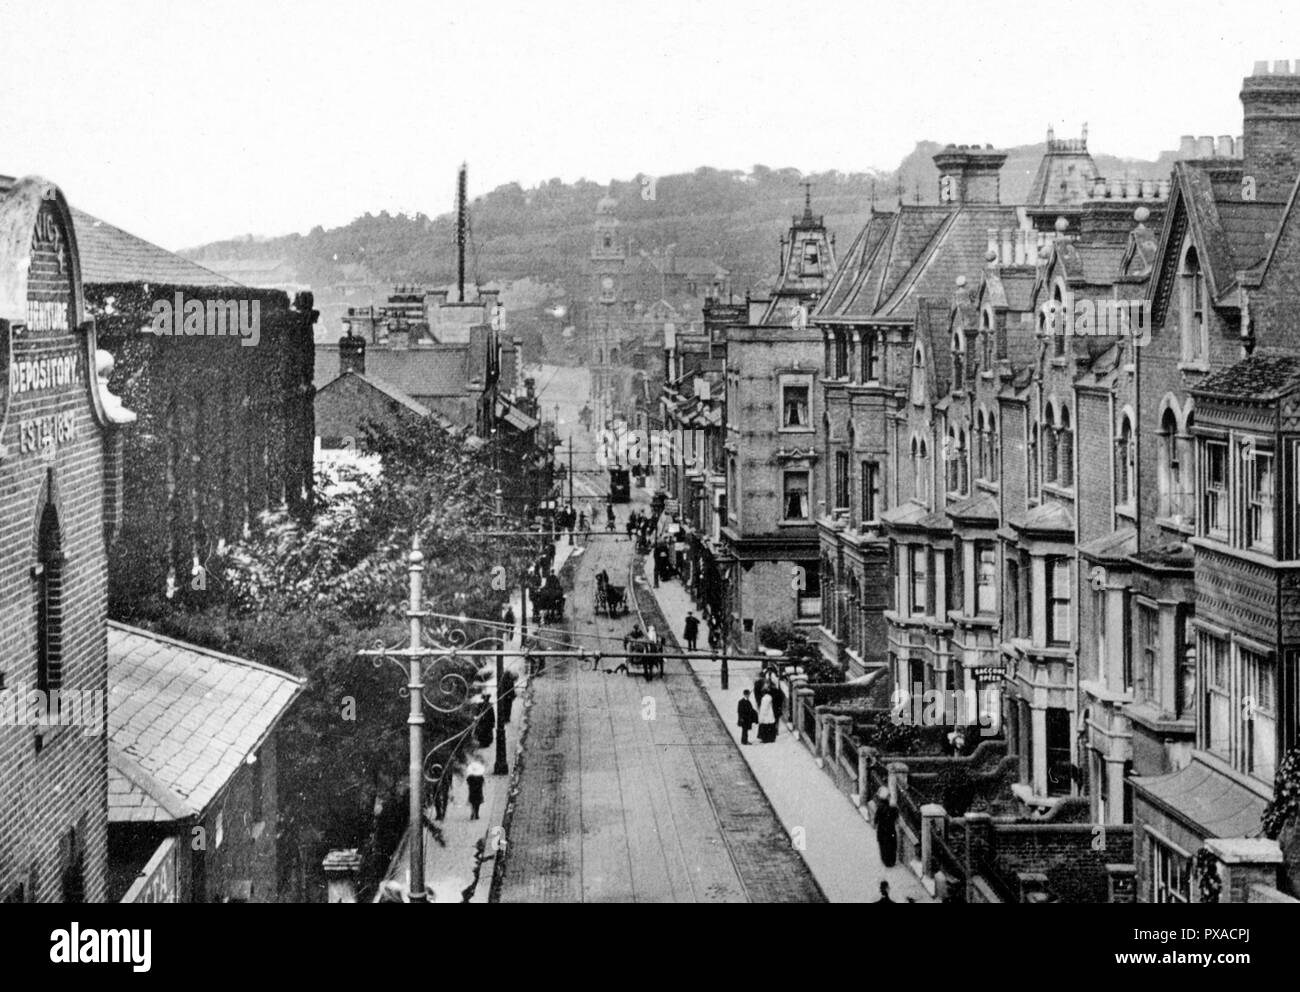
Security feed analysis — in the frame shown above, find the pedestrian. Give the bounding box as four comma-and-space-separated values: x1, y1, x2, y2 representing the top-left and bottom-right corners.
465, 759, 486, 821
875, 786, 900, 867
874, 880, 894, 904
683, 611, 699, 651
499, 668, 518, 724
606, 502, 616, 531
475, 694, 496, 750
737, 690, 758, 745
767, 677, 786, 731
432, 771, 451, 821
757, 691, 777, 744
502, 603, 516, 637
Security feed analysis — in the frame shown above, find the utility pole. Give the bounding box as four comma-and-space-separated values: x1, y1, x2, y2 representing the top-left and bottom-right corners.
494, 634, 509, 776
456, 163, 468, 303
568, 435, 575, 546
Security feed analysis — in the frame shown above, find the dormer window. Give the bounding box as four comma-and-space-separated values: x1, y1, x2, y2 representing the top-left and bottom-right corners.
1180, 239, 1208, 364
910, 344, 926, 405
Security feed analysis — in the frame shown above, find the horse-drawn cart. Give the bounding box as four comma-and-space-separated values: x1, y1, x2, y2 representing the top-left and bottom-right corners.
594, 570, 629, 617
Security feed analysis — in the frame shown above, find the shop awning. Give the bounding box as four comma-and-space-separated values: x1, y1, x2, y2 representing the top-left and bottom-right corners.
495, 397, 539, 432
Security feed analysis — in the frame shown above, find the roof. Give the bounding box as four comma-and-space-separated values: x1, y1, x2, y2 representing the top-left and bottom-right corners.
314, 344, 473, 400
1192, 351, 1300, 401
819, 202, 1019, 324
1007, 500, 1075, 535
107, 623, 304, 823
495, 396, 540, 431
947, 491, 999, 523
316, 370, 454, 429
1131, 757, 1267, 839
70, 208, 239, 287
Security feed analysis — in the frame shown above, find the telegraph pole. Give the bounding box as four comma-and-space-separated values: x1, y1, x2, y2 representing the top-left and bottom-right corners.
568, 435, 575, 546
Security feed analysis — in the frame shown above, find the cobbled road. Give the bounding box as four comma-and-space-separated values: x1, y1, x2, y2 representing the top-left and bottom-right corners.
496, 523, 825, 903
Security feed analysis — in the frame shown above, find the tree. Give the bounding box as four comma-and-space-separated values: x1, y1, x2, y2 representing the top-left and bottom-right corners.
145, 413, 534, 899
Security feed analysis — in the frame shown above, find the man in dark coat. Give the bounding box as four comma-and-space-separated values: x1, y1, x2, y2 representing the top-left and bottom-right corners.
875, 792, 900, 868
737, 690, 759, 745
767, 678, 786, 729
683, 612, 700, 651
475, 696, 496, 750
874, 880, 894, 903
499, 669, 518, 724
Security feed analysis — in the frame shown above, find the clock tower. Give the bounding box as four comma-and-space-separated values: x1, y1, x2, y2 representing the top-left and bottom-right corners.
588, 190, 627, 427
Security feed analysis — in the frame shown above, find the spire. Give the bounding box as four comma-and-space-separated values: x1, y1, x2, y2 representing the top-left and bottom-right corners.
801, 181, 813, 221
870, 178, 877, 208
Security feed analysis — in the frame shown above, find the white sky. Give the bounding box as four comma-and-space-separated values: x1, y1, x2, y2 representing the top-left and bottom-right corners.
0, 0, 1294, 249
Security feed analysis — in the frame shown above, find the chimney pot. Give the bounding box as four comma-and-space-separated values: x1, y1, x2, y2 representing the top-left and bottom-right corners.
1254, 60, 1272, 75
1197, 135, 1216, 157
1179, 135, 1197, 158
1275, 60, 1291, 74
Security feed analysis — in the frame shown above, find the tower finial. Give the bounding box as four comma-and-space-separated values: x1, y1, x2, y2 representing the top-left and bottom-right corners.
802, 180, 813, 220
870, 178, 877, 208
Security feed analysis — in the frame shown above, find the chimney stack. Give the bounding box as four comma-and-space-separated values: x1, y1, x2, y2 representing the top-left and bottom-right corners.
339, 333, 366, 376
1241, 60, 1300, 200
933, 144, 1008, 205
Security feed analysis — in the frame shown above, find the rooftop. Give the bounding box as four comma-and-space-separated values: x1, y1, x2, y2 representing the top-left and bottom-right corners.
107, 623, 303, 823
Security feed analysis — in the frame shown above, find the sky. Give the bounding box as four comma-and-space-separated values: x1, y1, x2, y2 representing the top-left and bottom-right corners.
0, 0, 1294, 250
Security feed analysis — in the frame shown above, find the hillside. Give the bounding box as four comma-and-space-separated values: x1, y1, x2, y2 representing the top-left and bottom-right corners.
183, 140, 1177, 342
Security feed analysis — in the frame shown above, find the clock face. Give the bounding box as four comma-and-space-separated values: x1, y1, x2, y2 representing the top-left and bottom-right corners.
601, 276, 614, 291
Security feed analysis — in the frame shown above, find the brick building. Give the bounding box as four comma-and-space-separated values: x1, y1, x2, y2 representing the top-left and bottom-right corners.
0, 176, 136, 903
719, 192, 837, 651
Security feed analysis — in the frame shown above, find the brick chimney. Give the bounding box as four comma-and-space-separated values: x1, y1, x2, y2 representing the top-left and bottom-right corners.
933, 144, 1008, 205
1241, 60, 1300, 201
339, 333, 366, 376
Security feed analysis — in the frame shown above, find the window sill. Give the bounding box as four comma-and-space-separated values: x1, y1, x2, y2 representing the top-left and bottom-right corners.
778, 426, 816, 435
1155, 516, 1194, 536
1178, 361, 1211, 375
1115, 504, 1136, 522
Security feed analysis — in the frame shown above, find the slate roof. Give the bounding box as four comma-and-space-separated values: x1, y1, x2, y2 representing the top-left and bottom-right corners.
314, 344, 474, 400
1007, 499, 1074, 535
819, 202, 1019, 324
70, 208, 238, 287
1192, 351, 1300, 401
1167, 163, 1284, 303
946, 491, 999, 523
107, 623, 304, 824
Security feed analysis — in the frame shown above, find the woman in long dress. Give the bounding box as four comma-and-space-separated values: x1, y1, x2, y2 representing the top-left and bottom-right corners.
757, 692, 778, 744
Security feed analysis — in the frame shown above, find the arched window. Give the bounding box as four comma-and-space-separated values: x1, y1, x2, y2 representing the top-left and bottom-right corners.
989, 412, 999, 483
975, 410, 987, 480
1059, 407, 1074, 488
861, 329, 880, 382
911, 344, 927, 405
1052, 286, 1067, 358
1180, 239, 1208, 363
821, 555, 837, 636
36, 501, 64, 694
981, 309, 994, 370
958, 428, 969, 495
1043, 407, 1059, 484
1117, 414, 1136, 507
952, 330, 966, 392
946, 428, 959, 494
848, 575, 862, 659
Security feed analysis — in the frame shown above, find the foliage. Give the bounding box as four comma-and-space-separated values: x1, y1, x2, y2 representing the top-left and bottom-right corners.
756, 622, 846, 684
1194, 848, 1222, 904
1263, 747, 1300, 840
129, 409, 534, 898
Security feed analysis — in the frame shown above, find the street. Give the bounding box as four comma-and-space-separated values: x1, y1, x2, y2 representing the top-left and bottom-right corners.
496, 390, 824, 902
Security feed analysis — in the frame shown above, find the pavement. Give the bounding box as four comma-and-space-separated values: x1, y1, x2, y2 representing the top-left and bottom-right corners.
389, 538, 581, 903
641, 551, 932, 904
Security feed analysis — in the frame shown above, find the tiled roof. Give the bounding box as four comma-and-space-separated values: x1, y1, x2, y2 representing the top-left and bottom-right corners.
947, 491, 999, 523
1193, 351, 1300, 400
71, 208, 239, 287
1174, 163, 1284, 302
826, 203, 1020, 324
314, 344, 473, 399
815, 212, 892, 319
108, 623, 303, 823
